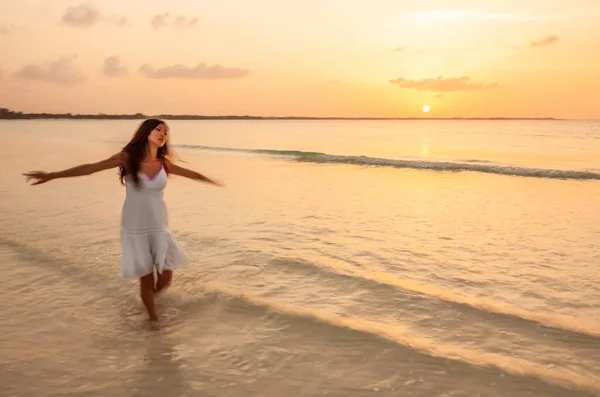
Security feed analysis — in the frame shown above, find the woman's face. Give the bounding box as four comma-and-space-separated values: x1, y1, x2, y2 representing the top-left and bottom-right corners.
148, 123, 169, 148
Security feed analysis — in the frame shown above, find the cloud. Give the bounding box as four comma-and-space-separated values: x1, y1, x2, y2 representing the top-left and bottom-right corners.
150, 13, 169, 29
529, 35, 560, 47
61, 3, 127, 27
389, 76, 499, 92
103, 56, 128, 77
434, 94, 443, 98
394, 46, 407, 52
13, 55, 86, 85
0, 25, 15, 35
61, 3, 100, 26
139, 63, 249, 79
151, 13, 198, 31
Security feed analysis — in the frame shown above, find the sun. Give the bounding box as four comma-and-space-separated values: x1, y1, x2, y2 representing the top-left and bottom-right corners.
422, 105, 431, 113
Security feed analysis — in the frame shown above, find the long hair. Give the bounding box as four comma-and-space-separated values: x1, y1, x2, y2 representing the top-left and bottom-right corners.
119, 119, 171, 187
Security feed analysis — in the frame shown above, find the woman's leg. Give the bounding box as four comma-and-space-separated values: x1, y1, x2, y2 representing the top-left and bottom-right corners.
155, 270, 173, 294
140, 273, 158, 321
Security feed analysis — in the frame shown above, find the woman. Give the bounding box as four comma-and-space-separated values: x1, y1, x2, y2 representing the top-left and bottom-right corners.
23, 119, 223, 321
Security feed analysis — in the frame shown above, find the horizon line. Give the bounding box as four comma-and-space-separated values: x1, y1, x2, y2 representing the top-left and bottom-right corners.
0, 107, 572, 121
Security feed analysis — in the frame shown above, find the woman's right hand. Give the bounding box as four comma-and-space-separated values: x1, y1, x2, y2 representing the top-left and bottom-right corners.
23, 171, 53, 186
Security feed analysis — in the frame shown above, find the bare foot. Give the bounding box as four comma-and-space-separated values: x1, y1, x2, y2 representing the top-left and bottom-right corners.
148, 317, 161, 331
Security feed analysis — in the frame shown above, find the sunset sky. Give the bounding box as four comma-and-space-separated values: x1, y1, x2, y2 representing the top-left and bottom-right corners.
1, 0, 599, 118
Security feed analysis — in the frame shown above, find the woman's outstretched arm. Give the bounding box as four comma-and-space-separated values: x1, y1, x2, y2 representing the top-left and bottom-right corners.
164, 158, 224, 187
23, 152, 127, 185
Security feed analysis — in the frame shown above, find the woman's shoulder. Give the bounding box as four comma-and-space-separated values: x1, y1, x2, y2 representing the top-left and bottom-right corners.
102, 150, 130, 168
115, 150, 130, 163
162, 156, 173, 166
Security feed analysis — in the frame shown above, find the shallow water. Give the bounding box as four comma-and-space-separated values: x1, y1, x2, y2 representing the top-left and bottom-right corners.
1, 119, 599, 396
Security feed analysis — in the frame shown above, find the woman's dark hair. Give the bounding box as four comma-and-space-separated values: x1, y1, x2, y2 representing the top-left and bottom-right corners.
119, 119, 171, 187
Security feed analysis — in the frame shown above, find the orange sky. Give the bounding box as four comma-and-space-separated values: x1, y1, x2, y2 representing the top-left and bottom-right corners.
1, 0, 599, 118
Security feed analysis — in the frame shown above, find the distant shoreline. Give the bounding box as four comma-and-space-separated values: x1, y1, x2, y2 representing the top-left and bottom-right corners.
0, 108, 561, 121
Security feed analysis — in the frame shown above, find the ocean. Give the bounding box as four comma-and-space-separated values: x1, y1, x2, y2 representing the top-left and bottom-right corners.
1, 119, 599, 397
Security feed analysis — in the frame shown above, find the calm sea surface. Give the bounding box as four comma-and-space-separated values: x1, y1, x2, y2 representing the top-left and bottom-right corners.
1, 119, 599, 396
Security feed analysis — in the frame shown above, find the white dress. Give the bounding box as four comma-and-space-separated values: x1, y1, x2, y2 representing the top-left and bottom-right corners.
119, 163, 187, 278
